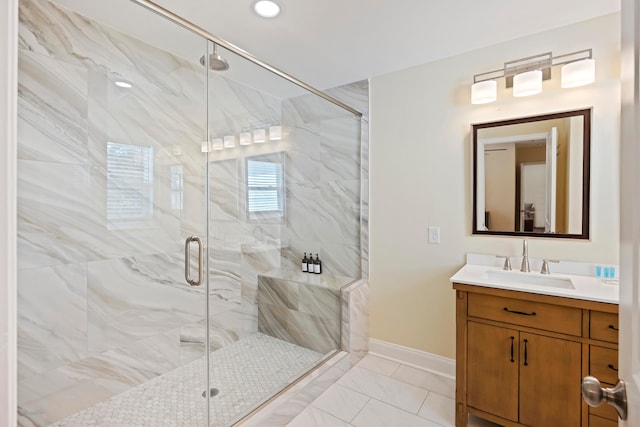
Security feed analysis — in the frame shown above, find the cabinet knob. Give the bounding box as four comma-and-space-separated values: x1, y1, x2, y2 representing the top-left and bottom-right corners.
581, 376, 627, 420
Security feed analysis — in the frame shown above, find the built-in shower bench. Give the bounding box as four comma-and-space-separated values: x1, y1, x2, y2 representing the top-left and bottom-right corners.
257, 268, 367, 356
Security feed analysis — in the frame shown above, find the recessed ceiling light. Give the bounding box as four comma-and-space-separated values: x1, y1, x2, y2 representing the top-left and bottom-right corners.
254, 0, 280, 18
114, 80, 132, 88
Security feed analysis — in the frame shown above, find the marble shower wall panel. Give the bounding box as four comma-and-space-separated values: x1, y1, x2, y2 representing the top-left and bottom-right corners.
98, 75, 205, 170
17, 160, 105, 270
281, 116, 361, 278
87, 253, 205, 354
340, 279, 369, 365
210, 159, 240, 222
240, 243, 281, 304
18, 0, 206, 101
208, 242, 242, 304
208, 75, 282, 133
257, 271, 354, 354
17, 263, 87, 381
17, 50, 88, 165
181, 174, 207, 241
323, 81, 369, 280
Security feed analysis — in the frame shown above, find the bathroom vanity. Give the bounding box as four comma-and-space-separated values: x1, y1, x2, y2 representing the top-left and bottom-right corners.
451, 260, 619, 427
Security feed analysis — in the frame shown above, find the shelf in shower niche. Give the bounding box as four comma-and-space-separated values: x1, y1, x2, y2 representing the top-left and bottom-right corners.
260, 267, 357, 291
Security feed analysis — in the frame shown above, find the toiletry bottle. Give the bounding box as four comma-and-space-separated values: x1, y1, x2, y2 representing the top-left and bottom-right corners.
308, 251, 314, 273
302, 253, 308, 272
314, 254, 322, 274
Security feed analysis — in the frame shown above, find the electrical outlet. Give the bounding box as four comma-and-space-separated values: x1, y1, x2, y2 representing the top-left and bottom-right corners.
428, 226, 440, 244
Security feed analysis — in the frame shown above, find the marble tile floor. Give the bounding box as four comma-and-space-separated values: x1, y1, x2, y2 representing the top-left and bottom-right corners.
47, 333, 325, 427
285, 354, 500, 427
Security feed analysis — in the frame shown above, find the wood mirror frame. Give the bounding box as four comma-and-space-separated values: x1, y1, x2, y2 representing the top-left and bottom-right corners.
472, 108, 591, 239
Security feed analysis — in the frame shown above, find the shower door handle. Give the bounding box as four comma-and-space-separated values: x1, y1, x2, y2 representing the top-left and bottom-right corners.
184, 236, 204, 286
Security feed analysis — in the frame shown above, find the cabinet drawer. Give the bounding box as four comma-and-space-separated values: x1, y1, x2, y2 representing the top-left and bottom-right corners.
590, 311, 618, 343
467, 293, 582, 336
589, 414, 617, 427
589, 382, 618, 422
590, 346, 619, 385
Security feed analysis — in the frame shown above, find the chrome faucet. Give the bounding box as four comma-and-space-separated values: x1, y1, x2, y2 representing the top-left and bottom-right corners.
496, 255, 512, 271
540, 259, 559, 275
521, 240, 530, 272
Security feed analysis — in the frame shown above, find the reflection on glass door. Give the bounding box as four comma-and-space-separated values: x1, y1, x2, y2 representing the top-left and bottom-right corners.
15, 0, 212, 424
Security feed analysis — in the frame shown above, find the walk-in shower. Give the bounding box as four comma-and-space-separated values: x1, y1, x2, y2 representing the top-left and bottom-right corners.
16, 0, 365, 425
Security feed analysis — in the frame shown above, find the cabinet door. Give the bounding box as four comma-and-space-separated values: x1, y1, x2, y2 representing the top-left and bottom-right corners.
519, 332, 582, 426
467, 321, 519, 421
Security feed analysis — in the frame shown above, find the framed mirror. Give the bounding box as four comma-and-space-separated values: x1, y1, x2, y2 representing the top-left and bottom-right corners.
472, 108, 591, 239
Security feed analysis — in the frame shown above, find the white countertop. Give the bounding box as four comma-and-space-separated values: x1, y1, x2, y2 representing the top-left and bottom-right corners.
450, 263, 619, 304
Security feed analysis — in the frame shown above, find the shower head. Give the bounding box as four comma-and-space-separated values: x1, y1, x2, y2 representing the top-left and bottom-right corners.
199, 46, 229, 72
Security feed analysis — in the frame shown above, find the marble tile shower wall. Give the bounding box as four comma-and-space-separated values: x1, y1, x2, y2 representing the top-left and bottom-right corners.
279, 85, 367, 279
17, 0, 367, 424
18, 2, 207, 423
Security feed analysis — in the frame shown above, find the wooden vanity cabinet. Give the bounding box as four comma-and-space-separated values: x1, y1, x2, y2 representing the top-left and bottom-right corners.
454, 283, 619, 427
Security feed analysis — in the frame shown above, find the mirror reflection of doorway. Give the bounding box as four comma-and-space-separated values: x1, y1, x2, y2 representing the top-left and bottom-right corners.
520, 162, 545, 232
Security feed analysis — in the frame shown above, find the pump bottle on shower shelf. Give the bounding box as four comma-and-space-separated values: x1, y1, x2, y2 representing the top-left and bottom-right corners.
301, 253, 308, 272
307, 251, 314, 273
313, 254, 322, 274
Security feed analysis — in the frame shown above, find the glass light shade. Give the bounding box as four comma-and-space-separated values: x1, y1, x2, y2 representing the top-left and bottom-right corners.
254, 0, 280, 18
240, 131, 252, 145
200, 141, 211, 153
513, 70, 543, 97
253, 128, 266, 143
561, 59, 595, 88
471, 80, 497, 104
211, 138, 224, 151
223, 135, 236, 148
269, 125, 282, 141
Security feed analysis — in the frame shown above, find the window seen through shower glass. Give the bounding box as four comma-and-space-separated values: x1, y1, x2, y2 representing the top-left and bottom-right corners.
106, 141, 154, 226
170, 164, 184, 211
246, 152, 284, 221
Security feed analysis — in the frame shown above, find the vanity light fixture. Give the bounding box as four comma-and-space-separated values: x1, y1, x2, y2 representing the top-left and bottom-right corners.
561, 58, 596, 88
470, 80, 497, 104
254, 0, 280, 18
240, 131, 252, 145
269, 125, 282, 141
223, 135, 236, 148
211, 138, 224, 151
470, 49, 594, 104
513, 69, 543, 97
253, 128, 266, 143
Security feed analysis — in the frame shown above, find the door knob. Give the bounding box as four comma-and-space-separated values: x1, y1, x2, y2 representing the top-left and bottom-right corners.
581, 376, 628, 420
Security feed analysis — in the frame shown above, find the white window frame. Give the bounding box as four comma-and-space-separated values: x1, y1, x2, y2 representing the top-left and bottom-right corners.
106, 141, 154, 228
245, 152, 285, 222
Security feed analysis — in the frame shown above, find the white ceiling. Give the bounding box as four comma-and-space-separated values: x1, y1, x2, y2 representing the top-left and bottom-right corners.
52, 0, 620, 91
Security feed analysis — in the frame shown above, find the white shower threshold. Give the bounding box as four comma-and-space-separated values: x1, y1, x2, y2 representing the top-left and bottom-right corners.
48, 333, 328, 427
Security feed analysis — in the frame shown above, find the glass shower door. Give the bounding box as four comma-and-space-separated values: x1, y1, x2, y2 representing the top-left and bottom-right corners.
80, 14, 214, 426
204, 40, 363, 425
16, 0, 214, 424
85, 22, 213, 425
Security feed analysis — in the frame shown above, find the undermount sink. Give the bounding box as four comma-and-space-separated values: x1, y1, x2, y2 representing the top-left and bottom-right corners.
485, 269, 575, 289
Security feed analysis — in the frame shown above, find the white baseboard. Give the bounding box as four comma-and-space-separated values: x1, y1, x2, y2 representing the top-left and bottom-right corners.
368, 339, 455, 380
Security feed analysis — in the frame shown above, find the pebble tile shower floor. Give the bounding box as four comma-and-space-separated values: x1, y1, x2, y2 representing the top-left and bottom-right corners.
49, 333, 323, 427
